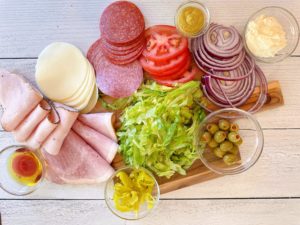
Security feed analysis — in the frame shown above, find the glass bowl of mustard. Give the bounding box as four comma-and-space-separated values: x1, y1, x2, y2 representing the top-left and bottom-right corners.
244, 7, 299, 63
175, 1, 210, 38
0, 145, 45, 196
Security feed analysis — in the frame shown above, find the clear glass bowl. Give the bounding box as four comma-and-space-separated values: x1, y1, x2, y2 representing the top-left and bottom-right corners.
104, 166, 160, 220
244, 6, 299, 63
0, 145, 45, 196
197, 108, 264, 175
175, 1, 210, 38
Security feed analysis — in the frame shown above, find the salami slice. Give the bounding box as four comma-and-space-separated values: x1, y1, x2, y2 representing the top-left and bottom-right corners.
87, 39, 104, 72
96, 54, 143, 98
101, 40, 145, 65
100, 1, 145, 45
101, 33, 145, 55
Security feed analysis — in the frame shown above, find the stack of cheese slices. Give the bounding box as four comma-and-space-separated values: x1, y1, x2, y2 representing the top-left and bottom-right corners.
35, 42, 98, 113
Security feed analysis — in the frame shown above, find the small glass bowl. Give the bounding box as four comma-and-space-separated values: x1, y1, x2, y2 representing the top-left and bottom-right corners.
244, 6, 299, 63
197, 108, 264, 175
175, 1, 210, 38
104, 166, 160, 220
0, 145, 45, 196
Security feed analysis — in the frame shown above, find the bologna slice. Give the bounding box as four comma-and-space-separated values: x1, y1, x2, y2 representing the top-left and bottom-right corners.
78, 113, 117, 141
100, 1, 145, 45
72, 120, 118, 163
43, 130, 114, 184
25, 107, 60, 150
13, 100, 51, 142
96, 54, 143, 98
0, 69, 43, 131
41, 104, 78, 155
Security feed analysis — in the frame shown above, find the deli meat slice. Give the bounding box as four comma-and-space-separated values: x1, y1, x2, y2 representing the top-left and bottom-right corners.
78, 113, 117, 141
96, 52, 143, 98
100, 1, 145, 45
25, 107, 60, 150
72, 120, 118, 163
41, 104, 78, 155
13, 100, 51, 142
0, 69, 43, 131
43, 130, 114, 184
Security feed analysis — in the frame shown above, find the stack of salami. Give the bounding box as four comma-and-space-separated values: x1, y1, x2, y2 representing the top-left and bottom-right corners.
87, 1, 145, 98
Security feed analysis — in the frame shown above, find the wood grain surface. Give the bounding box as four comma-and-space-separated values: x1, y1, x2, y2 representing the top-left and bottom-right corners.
0, 0, 300, 224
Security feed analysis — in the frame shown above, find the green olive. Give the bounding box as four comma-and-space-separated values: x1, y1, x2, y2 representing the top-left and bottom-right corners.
230, 123, 239, 132
200, 131, 211, 143
214, 131, 226, 143
227, 132, 241, 143
223, 154, 238, 165
206, 123, 219, 135
235, 137, 243, 146
208, 139, 219, 148
220, 141, 233, 152
218, 119, 230, 131
228, 145, 239, 155
213, 147, 226, 158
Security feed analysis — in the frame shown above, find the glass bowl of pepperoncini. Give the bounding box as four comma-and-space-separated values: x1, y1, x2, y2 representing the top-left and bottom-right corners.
175, 1, 210, 38
105, 166, 160, 220
0, 145, 45, 196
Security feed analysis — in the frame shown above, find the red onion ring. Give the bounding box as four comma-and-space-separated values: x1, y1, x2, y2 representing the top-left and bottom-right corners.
203, 23, 244, 58
199, 65, 267, 113
191, 23, 268, 113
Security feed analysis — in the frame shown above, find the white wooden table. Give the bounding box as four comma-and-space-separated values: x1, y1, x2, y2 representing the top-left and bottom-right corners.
0, 0, 300, 224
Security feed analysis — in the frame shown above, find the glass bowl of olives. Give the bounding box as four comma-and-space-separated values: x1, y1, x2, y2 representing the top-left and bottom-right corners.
197, 108, 264, 175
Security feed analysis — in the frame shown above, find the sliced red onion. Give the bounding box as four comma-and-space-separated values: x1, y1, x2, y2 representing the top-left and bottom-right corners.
191, 23, 268, 113
200, 65, 267, 113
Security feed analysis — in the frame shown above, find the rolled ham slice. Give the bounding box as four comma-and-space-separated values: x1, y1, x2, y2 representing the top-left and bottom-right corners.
0, 69, 43, 131
72, 120, 118, 163
78, 113, 117, 141
41, 104, 78, 155
42, 130, 114, 184
13, 100, 51, 142
25, 107, 60, 150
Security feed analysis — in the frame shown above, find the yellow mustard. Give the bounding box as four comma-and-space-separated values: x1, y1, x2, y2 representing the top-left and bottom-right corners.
177, 6, 205, 36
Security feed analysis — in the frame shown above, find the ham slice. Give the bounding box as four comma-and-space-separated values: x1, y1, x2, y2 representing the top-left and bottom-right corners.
13, 100, 51, 142
78, 113, 117, 141
0, 69, 43, 131
25, 107, 60, 150
41, 104, 78, 155
72, 120, 118, 163
42, 130, 114, 184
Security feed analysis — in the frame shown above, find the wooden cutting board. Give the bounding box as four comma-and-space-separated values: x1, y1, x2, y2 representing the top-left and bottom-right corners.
99, 80, 284, 194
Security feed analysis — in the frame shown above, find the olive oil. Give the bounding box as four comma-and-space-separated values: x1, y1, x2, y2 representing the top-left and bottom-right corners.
8, 148, 43, 187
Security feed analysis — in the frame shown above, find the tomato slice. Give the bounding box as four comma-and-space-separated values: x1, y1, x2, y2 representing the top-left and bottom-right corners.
140, 51, 189, 75
153, 66, 197, 87
150, 53, 191, 80
142, 25, 188, 62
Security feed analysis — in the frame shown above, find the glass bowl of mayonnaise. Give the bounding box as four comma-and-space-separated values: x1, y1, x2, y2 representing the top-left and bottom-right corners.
244, 7, 299, 63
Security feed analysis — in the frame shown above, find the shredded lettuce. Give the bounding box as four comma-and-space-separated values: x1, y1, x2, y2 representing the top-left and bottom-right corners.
117, 81, 206, 178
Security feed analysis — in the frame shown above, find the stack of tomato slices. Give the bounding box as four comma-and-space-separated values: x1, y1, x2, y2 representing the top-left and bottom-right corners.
139, 25, 196, 86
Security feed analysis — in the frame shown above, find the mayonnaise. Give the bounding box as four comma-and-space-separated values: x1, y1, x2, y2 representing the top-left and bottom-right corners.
245, 15, 287, 58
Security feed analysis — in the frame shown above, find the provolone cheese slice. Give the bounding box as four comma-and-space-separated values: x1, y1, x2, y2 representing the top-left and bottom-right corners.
35, 42, 88, 101
80, 84, 98, 114
59, 59, 92, 103
63, 63, 95, 110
